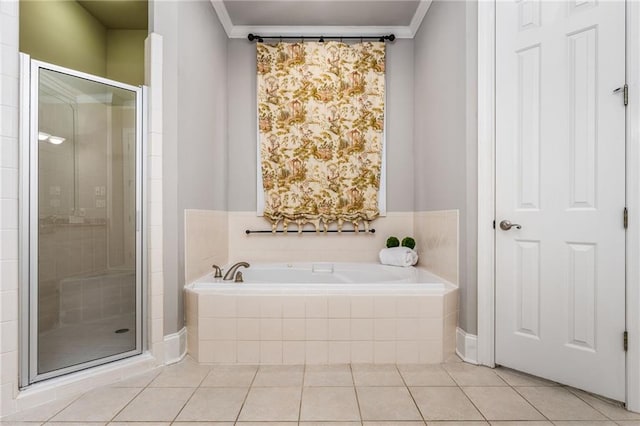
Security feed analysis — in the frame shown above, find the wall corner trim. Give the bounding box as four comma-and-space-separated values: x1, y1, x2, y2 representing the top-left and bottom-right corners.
456, 327, 478, 365
163, 327, 187, 365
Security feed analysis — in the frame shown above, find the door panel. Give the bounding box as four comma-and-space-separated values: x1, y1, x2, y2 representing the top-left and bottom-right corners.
495, 0, 626, 401
30, 62, 143, 383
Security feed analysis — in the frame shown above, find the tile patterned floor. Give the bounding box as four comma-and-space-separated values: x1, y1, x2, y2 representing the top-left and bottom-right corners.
3, 356, 640, 425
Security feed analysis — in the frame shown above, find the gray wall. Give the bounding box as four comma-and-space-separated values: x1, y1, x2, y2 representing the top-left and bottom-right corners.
227, 38, 415, 212
152, 0, 228, 334
413, 0, 478, 334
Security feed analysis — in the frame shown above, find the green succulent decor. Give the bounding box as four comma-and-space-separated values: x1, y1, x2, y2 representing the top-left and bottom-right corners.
386, 236, 400, 248
401, 237, 416, 250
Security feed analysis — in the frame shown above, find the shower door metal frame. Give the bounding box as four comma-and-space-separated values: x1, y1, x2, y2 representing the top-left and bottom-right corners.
19, 56, 145, 387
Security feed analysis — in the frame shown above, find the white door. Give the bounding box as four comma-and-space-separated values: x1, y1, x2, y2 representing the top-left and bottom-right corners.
495, 0, 626, 401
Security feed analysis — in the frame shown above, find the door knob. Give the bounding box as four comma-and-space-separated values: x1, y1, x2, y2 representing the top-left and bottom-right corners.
499, 220, 522, 231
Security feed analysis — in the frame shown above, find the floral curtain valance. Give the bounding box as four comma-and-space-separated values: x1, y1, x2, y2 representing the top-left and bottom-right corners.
257, 41, 386, 232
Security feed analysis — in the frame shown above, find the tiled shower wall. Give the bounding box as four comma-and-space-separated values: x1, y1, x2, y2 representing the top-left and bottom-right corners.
38, 223, 108, 331
0, 0, 20, 415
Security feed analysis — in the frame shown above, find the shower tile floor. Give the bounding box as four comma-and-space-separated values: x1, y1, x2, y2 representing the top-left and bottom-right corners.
38, 313, 136, 374
3, 355, 640, 425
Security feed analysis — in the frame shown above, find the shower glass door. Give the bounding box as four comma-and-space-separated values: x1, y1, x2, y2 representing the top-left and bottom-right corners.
27, 60, 143, 384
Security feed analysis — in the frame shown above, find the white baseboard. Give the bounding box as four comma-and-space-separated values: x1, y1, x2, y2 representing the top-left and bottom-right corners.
164, 327, 187, 365
456, 327, 478, 365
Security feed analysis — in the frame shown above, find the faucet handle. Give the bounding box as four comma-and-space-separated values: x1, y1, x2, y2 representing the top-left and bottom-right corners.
234, 271, 244, 283
212, 264, 223, 278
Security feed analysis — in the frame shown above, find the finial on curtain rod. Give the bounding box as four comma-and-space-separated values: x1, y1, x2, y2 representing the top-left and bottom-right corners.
247, 34, 395, 43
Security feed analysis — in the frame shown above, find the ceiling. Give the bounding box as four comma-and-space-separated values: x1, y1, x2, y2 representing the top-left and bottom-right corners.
223, 1, 420, 27
77, 0, 148, 30
213, 0, 432, 39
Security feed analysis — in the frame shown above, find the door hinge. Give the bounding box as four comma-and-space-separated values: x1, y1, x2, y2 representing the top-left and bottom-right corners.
624, 331, 628, 352
624, 207, 628, 229
615, 84, 629, 106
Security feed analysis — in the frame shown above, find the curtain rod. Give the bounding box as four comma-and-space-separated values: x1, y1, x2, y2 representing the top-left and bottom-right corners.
247, 34, 395, 43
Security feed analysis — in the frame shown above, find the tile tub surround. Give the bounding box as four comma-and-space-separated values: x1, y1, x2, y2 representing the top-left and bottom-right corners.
184, 209, 228, 284
227, 211, 415, 263
185, 285, 458, 365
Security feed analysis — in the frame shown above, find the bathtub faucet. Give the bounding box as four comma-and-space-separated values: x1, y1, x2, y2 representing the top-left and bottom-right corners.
211, 264, 223, 278
223, 262, 250, 281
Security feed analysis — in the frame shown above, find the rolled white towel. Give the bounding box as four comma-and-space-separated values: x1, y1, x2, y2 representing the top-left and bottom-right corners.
379, 246, 418, 267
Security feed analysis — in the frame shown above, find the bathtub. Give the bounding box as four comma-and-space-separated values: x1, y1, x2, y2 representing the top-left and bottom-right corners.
185, 262, 458, 365
191, 262, 447, 292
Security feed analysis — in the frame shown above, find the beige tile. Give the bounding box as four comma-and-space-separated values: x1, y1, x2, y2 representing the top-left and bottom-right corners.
1, 396, 77, 422
398, 364, 457, 386
443, 363, 507, 386
352, 364, 404, 386
300, 387, 360, 421
615, 422, 640, 425
44, 423, 105, 425
112, 369, 161, 388
113, 387, 194, 422
364, 422, 425, 426
306, 341, 329, 364
200, 365, 257, 387
487, 422, 552, 426
238, 387, 301, 422
238, 423, 296, 426
108, 423, 172, 426
568, 388, 640, 420
283, 341, 306, 364
425, 422, 489, 426
305, 364, 353, 387
260, 340, 283, 363
175, 387, 248, 421
172, 423, 233, 426
329, 341, 351, 363
0, 422, 44, 426
253, 365, 304, 387
148, 360, 209, 387
237, 341, 260, 363
50, 387, 141, 422
551, 422, 617, 425
351, 341, 374, 363
494, 368, 558, 387
238, 423, 295, 426
515, 386, 607, 421
462, 386, 545, 421
410, 387, 483, 421
301, 423, 360, 426
357, 387, 422, 421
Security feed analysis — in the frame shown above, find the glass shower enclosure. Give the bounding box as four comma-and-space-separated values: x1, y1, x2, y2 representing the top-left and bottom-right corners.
21, 59, 144, 385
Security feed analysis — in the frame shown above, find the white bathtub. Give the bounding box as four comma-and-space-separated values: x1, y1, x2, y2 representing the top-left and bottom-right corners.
185, 262, 458, 365
190, 262, 449, 292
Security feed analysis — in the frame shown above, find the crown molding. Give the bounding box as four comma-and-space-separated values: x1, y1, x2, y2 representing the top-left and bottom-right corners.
409, 0, 432, 37
210, 0, 431, 40
210, 0, 234, 36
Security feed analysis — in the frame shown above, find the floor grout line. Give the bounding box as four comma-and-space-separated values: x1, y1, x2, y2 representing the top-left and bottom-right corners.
298, 363, 306, 423
350, 363, 365, 425
395, 363, 427, 425
233, 365, 259, 424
